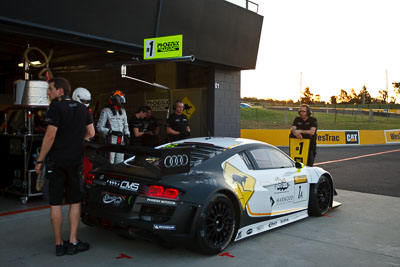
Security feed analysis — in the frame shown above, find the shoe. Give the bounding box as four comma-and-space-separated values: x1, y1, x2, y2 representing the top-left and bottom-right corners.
66, 239, 90, 255
55, 242, 66, 256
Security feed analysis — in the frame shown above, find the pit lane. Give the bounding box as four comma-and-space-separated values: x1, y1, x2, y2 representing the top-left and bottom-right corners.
1, 144, 399, 266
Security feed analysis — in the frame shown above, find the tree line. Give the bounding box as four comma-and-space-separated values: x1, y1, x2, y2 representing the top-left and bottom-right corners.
243, 84, 400, 105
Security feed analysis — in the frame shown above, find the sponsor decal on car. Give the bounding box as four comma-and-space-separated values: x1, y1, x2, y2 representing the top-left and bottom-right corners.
274, 177, 290, 193
93, 180, 106, 186
246, 229, 253, 235
223, 162, 256, 210
275, 195, 294, 205
106, 179, 139, 192
294, 175, 307, 184
102, 192, 125, 207
146, 198, 177, 206
153, 224, 176, 231
120, 181, 139, 192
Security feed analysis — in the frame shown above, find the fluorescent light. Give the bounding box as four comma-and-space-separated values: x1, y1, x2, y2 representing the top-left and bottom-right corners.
106, 50, 115, 54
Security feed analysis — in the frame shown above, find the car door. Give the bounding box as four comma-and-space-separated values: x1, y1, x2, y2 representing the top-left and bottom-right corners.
246, 146, 309, 217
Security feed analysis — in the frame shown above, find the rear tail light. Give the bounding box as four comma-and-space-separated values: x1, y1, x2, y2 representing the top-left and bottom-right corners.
142, 185, 181, 200
85, 173, 95, 185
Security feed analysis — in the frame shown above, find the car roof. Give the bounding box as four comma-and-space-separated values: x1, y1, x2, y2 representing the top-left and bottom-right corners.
159, 137, 267, 150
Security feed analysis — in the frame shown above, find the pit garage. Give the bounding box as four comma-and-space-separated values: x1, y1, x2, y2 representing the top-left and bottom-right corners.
0, 0, 262, 201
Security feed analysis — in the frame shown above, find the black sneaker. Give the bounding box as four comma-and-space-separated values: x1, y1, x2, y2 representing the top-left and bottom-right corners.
66, 240, 90, 255
55, 242, 66, 256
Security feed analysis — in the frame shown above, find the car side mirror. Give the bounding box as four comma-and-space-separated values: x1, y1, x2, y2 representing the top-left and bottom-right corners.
295, 161, 304, 169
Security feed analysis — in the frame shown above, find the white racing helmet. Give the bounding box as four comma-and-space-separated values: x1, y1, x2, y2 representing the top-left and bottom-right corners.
72, 87, 91, 107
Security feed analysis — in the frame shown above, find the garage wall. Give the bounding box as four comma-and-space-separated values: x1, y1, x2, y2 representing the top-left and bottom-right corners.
212, 68, 241, 137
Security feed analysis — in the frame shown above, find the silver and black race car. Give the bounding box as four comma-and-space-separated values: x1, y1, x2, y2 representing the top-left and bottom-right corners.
81, 137, 338, 255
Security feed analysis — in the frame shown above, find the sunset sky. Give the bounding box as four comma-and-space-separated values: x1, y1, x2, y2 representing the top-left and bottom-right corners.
241, 0, 400, 103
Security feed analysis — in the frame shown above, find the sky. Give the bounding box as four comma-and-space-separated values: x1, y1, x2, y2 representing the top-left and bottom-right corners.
241, 0, 400, 103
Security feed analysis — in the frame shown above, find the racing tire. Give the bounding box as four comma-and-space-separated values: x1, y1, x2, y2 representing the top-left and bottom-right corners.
193, 193, 236, 255
308, 175, 332, 216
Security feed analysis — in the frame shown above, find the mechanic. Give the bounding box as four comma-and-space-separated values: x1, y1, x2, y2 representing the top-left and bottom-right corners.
34, 77, 95, 256
128, 106, 147, 146
142, 106, 160, 147
97, 90, 130, 163
290, 104, 318, 166
166, 100, 191, 142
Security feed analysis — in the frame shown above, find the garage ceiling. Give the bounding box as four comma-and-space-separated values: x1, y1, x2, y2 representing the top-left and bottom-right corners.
0, 31, 140, 78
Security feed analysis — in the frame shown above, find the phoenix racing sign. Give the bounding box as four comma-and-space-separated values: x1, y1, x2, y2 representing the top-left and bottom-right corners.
144, 35, 183, 59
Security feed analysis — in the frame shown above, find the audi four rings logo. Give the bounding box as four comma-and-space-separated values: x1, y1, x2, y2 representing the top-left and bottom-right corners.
163, 154, 189, 168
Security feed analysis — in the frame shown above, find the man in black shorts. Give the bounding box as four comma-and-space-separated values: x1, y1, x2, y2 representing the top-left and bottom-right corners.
166, 100, 191, 142
290, 104, 318, 166
35, 77, 95, 256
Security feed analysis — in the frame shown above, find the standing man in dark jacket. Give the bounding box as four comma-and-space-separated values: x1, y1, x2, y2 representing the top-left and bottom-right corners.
35, 77, 95, 256
166, 100, 190, 142
290, 104, 318, 166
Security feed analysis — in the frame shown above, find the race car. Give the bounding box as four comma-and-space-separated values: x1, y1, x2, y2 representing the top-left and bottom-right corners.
81, 137, 337, 255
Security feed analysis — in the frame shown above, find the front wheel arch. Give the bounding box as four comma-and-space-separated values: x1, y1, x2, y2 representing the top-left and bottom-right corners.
308, 175, 333, 216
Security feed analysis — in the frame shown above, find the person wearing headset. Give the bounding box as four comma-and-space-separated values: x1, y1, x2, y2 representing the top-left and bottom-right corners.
97, 90, 130, 164
290, 104, 318, 166
166, 100, 190, 142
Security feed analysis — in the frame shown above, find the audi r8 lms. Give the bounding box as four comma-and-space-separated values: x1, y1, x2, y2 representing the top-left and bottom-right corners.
81, 137, 337, 255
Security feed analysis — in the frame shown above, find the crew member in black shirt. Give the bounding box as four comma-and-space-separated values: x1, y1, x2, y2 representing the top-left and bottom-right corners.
129, 106, 147, 146
142, 106, 159, 147
290, 104, 318, 166
34, 77, 95, 256
166, 100, 190, 142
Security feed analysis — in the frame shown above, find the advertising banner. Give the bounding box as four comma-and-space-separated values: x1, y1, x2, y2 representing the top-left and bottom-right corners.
316, 130, 360, 146
384, 129, 400, 144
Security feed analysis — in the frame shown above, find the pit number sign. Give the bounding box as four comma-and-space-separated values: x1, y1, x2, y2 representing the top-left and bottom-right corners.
144, 35, 183, 60
289, 138, 310, 166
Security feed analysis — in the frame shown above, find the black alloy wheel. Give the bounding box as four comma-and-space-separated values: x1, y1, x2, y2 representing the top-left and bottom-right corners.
308, 176, 332, 216
194, 193, 236, 255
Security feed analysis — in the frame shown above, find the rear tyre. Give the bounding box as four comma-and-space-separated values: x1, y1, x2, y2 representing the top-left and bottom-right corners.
193, 193, 236, 255
308, 175, 332, 216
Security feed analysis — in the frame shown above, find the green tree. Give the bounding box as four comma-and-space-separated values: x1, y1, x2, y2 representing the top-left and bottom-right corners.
300, 87, 314, 104
358, 85, 372, 104
392, 82, 400, 103
338, 89, 349, 103
348, 88, 358, 104
377, 90, 388, 103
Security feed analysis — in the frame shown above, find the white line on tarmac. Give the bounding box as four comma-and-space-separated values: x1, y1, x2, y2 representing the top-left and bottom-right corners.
314, 148, 400, 165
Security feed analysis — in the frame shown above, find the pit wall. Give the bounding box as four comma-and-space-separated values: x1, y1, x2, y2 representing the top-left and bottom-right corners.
241, 129, 400, 146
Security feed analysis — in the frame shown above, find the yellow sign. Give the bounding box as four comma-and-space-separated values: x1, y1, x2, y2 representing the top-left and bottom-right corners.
144, 35, 183, 59
223, 162, 255, 210
181, 96, 195, 119
289, 138, 310, 166
317, 130, 360, 145
385, 129, 400, 143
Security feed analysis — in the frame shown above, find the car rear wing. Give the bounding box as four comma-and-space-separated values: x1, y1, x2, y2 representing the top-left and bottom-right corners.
84, 142, 191, 176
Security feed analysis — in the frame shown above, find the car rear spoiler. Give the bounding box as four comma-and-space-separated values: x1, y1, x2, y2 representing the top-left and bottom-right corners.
84, 142, 191, 176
